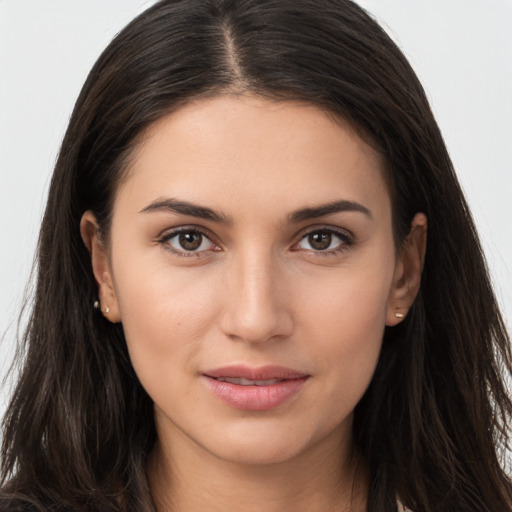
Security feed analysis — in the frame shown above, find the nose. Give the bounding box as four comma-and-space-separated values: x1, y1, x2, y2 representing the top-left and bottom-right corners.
219, 249, 294, 344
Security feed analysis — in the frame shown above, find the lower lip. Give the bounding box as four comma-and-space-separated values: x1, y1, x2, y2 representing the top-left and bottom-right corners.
203, 376, 309, 411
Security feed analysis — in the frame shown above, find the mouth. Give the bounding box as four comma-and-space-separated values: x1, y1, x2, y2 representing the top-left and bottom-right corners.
202, 365, 310, 411
203, 364, 308, 381
212, 377, 287, 386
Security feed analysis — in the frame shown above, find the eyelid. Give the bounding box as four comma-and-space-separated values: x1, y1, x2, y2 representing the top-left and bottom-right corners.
155, 224, 355, 257
157, 225, 221, 256
291, 225, 355, 253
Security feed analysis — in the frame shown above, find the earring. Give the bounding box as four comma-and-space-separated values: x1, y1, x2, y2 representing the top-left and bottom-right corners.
93, 300, 99, 310
105, 307, 110, 315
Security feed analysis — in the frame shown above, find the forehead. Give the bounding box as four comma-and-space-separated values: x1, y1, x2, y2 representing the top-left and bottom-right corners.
115, 94, 390, 221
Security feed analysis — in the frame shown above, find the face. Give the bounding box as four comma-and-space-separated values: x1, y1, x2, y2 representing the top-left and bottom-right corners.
83, 95, 425, 467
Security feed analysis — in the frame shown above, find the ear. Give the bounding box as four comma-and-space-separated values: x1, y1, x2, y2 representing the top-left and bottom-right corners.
80, 211, 121, 323
386, 212, 427, 326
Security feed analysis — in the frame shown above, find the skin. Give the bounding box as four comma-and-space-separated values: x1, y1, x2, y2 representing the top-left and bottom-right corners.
81, 95, 426, 512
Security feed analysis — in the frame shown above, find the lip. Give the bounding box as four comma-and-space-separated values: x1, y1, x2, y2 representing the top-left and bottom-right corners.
202, 365, 310, 411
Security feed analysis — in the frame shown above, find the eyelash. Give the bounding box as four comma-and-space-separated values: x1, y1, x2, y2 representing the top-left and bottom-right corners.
293, 227, 354, 256
157, 227, 218, 258
157, 226, 355, 257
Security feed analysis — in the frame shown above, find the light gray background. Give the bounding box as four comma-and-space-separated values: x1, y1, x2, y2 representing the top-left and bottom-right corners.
1, 1, 511, 417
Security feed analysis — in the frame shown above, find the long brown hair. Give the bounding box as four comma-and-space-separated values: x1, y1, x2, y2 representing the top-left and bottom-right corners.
2, 1, 511, 510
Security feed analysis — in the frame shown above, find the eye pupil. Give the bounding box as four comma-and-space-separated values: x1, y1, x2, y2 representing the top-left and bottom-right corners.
308, 232, 332, 250
179, 232, 202, 250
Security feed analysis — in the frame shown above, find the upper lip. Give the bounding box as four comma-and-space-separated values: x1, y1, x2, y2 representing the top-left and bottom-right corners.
203, 365, 309, 380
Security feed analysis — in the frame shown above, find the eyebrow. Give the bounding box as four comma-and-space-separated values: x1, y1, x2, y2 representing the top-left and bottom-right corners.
139, 197, 372, 224
288, 200, 372, 223
139, 198, 232, 224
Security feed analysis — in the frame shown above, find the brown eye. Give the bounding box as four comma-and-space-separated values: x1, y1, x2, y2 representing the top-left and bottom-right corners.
178, 232, 203, 251
296, 229, 351, 253
308, 232, 332, 250
162, 229, 217, 254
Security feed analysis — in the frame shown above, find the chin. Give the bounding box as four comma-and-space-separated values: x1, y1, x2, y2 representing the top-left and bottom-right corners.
208, 436, 308, 466
196, 416, 347, 467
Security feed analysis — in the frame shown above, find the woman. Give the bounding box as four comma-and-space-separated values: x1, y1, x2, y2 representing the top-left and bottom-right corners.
1, 0, 511, 511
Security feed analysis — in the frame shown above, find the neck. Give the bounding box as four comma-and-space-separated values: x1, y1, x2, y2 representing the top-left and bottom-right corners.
148, 425, 368, 512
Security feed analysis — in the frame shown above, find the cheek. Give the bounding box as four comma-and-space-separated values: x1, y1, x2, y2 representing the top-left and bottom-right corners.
297, 251, 393, 343
111, 252, 221, 378
310, 290, 385, 382
296, 258, 393, 407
